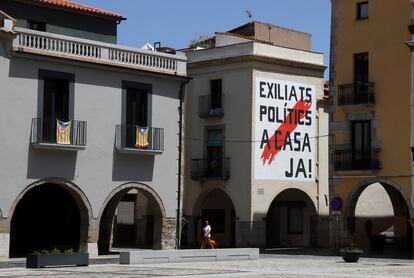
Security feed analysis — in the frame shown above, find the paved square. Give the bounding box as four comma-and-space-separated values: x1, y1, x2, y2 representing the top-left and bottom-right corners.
0, 255, 413, 277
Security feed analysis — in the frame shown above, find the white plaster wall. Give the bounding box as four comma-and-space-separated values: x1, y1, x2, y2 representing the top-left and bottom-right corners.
183, 63, 253, 221
0, 53, 182, 223
251, 70, 328, 220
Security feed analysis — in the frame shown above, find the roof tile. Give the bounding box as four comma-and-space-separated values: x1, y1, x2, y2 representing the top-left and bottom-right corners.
23, 0, 124, 19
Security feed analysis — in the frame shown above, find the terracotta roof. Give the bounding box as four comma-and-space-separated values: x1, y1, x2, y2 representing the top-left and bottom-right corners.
16, 0, 124, 20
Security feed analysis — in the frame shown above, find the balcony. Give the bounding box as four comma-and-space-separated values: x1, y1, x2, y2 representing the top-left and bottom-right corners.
334, 148, 381, 171
337, 83, 375, 106
191, 158, 230, 180
115, 125, 164, 155
12, 27, 186, 76
198, 95, 224, 118
30, 117, 87, 150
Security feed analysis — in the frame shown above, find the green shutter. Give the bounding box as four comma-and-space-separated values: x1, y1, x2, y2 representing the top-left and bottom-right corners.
207, 129, 223, 147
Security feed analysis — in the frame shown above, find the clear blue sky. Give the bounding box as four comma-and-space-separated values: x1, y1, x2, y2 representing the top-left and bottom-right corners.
77, 0, 331, 77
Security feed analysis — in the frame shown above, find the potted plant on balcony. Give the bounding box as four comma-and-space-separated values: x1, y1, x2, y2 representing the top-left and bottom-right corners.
26, 248, 89, 268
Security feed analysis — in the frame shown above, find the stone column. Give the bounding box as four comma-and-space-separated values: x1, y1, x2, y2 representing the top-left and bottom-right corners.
0, 233, 10, 258
161, 217, 176, 250
87, 218, 99, 257
236, 220, 265, 248
0, 218, 10, 258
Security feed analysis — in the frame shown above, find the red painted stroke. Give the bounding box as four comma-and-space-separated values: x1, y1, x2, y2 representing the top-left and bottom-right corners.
261, 100, 312, 165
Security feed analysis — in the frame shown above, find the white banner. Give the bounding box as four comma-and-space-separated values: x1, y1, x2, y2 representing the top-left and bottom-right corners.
254, 77, 316, 181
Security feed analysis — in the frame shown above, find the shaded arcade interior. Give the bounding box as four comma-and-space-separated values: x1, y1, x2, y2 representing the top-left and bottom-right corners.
266, 189, 318, 248
98, 187, 163, 254
182, 189, 235, 248
346, 182, 412, 255
9, 183, 89, 258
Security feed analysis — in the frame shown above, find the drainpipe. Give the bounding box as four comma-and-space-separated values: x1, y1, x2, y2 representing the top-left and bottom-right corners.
176, 78, 190, 249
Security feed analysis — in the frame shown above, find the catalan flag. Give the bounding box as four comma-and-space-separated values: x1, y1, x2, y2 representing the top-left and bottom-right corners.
56, 120, 71, 145
135, 126, 149, 148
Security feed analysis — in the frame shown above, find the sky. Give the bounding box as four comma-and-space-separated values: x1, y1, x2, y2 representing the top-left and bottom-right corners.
76, 0, 331, 78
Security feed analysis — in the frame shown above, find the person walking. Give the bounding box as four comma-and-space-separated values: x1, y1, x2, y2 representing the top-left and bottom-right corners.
201, 220, 214, 249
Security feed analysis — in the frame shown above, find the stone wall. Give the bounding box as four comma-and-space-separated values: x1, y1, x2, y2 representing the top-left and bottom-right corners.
162, 218, 177, 250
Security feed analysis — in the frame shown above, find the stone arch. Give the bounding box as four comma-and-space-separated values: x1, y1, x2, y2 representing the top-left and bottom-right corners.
264, 186, 318, 217
266, 188, 318, 248
97, 182, 166, 254
8, 178, 92, 257
184, 188, 236, 248
343, 178, 412, 252
344, 178, 412, 219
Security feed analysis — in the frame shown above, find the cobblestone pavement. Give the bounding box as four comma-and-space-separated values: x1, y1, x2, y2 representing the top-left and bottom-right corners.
0, 254, 413, 277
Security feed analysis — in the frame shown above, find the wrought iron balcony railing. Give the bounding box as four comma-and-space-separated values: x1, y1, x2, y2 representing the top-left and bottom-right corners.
115, 125, 164, 154
334, 148, 381, 171
337, 82, 375, 106
30, 117, 87, 148
198, 95, 224, 118
191, 158, 230, 180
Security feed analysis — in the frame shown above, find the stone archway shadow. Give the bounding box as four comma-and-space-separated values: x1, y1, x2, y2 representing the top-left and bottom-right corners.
8, 178, 92, 257
343, 178, 413, 254
97, 182, 167, 254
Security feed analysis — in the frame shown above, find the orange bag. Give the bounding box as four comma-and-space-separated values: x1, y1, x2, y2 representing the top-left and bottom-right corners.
210, 239, 217, 248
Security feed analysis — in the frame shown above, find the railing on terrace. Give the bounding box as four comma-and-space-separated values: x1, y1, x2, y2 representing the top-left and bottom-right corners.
337, 82, 376, 105
191, 158, 230, 180
198, 95, 224, 118
13, 27, 186, 76
333, 148, 381, 171
31, 117, 87, 147
115, 125, 164, 154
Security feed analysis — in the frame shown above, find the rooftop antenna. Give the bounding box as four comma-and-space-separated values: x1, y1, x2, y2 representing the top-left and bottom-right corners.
246, 10, 253, 22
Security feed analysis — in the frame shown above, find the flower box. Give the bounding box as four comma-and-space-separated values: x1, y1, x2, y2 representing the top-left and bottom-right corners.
26, 253, 89, 268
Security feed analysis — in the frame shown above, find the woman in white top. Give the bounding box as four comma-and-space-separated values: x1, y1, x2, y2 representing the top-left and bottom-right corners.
201, 220, 215, 249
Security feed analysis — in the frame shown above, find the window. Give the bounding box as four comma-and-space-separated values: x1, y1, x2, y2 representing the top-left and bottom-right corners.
357, 2, 368, 20
42, 77, 70, 143
288, 207, 303, 234
210, 79, 222, 109
43, 78, 69, 121
352, 120, 371, 168
27, 20, 46, 31
206, 128, 224, 177
126, 88, 148, 127
354, 53, 369, 98
126, 87, 148, 147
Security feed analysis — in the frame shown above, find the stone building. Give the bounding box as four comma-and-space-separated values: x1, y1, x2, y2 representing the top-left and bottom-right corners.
330, 0, 414, 254
0, 0, 187, 258
181, 22, 329, 249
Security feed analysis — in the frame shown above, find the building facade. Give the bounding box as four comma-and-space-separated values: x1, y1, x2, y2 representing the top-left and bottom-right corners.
182, 22, 329, 249
0, 0, 187, 258
330, 0, 414, 254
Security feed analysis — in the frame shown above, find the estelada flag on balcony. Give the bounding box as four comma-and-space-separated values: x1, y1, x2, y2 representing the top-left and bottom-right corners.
135, 126, 149, 148
56, 120, 71, 145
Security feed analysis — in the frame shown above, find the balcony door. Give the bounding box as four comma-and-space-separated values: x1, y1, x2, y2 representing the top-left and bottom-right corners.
354, 53, 369, 101
43, 78, 69, 121
126, 88, 148, 147
42, 78, 70, 142
352, 120, 371, 169
210, 79, 222, 109
206, 129, 223, 177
